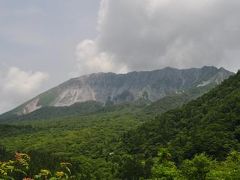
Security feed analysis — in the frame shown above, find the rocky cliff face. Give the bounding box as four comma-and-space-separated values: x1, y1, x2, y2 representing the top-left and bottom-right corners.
12, 66, 234, 115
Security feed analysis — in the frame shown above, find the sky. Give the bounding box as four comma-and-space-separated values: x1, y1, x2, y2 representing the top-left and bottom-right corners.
0, 0, 240, 113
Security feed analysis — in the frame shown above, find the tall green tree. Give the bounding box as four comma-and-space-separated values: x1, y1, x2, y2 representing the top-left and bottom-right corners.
151, 148, 180, 179
180, 153, 213, 180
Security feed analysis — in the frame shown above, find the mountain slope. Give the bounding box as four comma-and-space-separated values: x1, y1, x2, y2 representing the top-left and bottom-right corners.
0, 101, 104, 123
0, 69, 238, 179
143, 84, 215, 117
120, 70, 240, 164
5, 66, 233, 115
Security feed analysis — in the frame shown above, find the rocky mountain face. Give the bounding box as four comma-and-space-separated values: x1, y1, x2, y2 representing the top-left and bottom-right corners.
9, 66, 233, 115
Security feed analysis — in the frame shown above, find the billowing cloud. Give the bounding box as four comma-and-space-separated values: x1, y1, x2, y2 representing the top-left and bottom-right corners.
0, 67, 48, 113
76, 39, 127, 75
76, 0, 240, 74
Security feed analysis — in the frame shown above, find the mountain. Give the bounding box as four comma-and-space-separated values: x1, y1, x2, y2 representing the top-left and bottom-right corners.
0, 86, 213, 123
0, 69, 239, 179
5, 66, 232, 116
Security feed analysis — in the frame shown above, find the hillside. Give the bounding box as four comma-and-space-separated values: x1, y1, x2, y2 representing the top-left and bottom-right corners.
4, 66, 232, 115
0, 103, 145, 179
118, 71, 240, 175
143, 84, 215, 117
0, 101, 103, 123
0, 69, 239, 179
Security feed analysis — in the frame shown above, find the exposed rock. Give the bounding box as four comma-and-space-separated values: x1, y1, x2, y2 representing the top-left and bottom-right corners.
11, 66, 234, 115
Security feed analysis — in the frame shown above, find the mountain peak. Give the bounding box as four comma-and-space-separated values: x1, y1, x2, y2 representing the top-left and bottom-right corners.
4, 66, 234, 116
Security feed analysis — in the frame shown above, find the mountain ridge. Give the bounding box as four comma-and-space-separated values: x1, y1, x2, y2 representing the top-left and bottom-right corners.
2, 66, 233, 116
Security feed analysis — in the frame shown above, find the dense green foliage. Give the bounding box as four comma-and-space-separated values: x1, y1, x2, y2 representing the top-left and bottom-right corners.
121, 72, 240, 162
0, 105, 144, 179
2, 149, 240, 180
0, 125, 36, 138
0, 152, 74, 180
0, 72, 240, 179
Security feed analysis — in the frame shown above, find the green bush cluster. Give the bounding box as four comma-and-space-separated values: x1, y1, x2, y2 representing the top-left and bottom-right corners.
0, 153, 74, 180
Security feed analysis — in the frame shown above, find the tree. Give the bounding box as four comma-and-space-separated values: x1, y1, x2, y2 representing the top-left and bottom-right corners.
180, 153, 213, 180
151, 148, 180, 179
0, 145, 7, 160
117, 154, 145, 180
207, 151, 240, 179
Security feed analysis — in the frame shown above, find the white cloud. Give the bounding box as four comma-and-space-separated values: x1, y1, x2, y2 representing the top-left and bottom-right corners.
0, 67, 48, 113
75, 39, 127, 75
76, 0, 240, 73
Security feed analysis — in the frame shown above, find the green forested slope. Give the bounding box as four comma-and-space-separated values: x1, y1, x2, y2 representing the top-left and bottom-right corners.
0, 93, 197, 179
1, 72, 240, 179
0, 85, 214, 162
116, 71, 240, 178
0, 103, 149, 179
143, 84, 215, 117
0, 101, 103, 123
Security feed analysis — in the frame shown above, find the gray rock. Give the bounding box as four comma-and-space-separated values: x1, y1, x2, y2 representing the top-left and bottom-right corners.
14, 66, 234, 115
